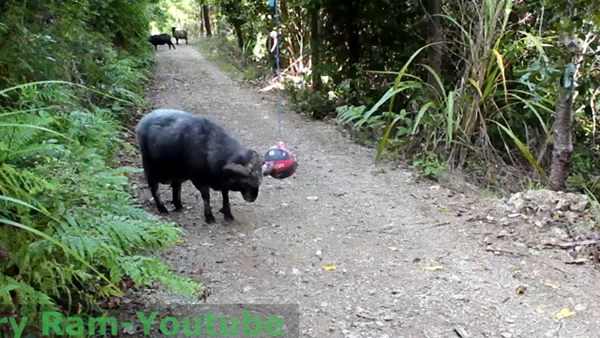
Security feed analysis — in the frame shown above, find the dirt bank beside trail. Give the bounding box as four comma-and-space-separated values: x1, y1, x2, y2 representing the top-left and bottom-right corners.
120, 41, 600, 338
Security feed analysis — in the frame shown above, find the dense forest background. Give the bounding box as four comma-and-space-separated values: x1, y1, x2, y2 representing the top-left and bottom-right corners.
173, 0, 600, 195
1, 0, 599, 335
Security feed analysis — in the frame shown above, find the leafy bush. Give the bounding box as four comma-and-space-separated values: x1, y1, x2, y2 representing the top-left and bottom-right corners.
0, 82, 201, 335
325, 0, 600, 195
0, 0, 202, 335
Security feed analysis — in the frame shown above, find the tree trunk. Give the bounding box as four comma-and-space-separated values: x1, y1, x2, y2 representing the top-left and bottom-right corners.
233, 23, 246, 68
234, 24, 244, 51
426, 0, 442, 97
279, 0, 292, 71
548, 67, 575, 191
346, 0, 361, 78
310, 4, 322, 91
197, 11, 204, 37
202, 5, 212, 36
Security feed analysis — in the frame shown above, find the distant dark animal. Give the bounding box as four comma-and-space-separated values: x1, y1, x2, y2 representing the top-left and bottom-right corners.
135, 109, 274, 223
171, 27, 188, 45
148, 34, 176, 50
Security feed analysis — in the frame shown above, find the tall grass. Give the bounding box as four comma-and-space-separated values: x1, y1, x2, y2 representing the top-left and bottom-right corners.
336, 0, 559, 186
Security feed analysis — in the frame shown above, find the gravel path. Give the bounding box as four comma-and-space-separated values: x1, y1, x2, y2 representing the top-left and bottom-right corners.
129, 41, 600, 338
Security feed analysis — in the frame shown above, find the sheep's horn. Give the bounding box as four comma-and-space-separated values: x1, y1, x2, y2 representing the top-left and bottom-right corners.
262, 163, 275, 176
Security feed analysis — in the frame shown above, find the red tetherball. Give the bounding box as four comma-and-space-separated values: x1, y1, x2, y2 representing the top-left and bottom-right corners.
264, 142, 297, 179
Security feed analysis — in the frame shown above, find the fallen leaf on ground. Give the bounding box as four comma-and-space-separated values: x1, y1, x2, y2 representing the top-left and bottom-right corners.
451, 275, 461, 281
555, 308, 575, 319
106, 297, 121, 309
322, 265, 338, 271
535, 307, 545, 314
544, 283, 560, 289
175, 239, 185, 244
429, 185, 440, 190
437, 208, 452, 212
515, 285, 527, 295
422, 266, 443, 271
120, 277, 134, 289
473, 266, 486, 272
388, 247, 399, 251
198, 287, 212, 303
565, 258, 588, 265
356, 313, 377, 320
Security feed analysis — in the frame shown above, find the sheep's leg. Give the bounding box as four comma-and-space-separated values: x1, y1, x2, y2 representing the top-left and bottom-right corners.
219, 190, 234, 222
148, 177, 168, 214
192, 180, 216, 223
172, 182, 183, 211
185, 37, 188, 45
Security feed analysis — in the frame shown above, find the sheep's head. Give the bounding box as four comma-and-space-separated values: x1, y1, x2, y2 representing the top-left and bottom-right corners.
222, 149, 273, 202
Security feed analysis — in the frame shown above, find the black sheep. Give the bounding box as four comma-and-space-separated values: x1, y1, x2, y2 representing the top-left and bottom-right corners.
148, 34, 176, 50
135, 109, 274, 223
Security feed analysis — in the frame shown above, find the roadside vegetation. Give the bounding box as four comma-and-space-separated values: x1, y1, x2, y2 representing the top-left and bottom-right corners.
172, 0, 600, 201
0, 0, 202, 335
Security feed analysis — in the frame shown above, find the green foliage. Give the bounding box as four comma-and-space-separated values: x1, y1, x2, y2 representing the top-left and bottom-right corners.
412, 152, 445, 180
149, 0, 198, 34
0, 83, 201, 336
197, 35, 270, 81
326, 0, 600, 193
287, 83, 338, 119
0, 0, 202, 335
177, 0, 600, 196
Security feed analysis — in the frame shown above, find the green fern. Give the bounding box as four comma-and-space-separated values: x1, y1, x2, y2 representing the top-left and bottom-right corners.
0, 82, 202, 336
0, 2, 194, 332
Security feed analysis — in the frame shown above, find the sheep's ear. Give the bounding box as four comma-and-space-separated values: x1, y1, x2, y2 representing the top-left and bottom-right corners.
223, 162, 250, 177
262, 163, 275, 176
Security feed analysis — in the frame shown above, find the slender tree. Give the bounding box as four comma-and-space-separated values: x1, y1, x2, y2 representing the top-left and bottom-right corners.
203, 4, 212, 36
310, 1, 322, 90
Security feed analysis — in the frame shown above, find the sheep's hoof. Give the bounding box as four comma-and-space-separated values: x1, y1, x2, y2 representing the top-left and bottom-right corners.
205, 214, 216, 224
218, 208, 234, 222
157, 206, 169, 214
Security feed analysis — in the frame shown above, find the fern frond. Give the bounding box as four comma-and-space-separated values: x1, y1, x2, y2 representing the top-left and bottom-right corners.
116, 255, 199, 297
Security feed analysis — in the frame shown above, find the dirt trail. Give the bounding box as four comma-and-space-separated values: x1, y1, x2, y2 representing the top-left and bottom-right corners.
130, 42, 600, 338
